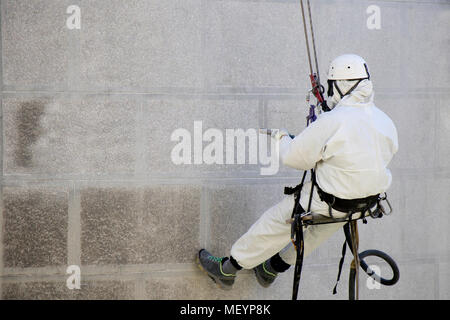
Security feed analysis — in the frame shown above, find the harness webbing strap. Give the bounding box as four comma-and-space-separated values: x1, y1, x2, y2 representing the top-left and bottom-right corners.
291, 206, 305, 300
285, 170, 308, 300
332, 218, 362, 297
315, 179, 380, 215
350, 220, 360, 299
332, 223, 350, 294
285, 169, 308, 196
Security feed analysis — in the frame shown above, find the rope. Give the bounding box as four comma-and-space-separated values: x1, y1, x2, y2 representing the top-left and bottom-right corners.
299, 0, 313, 75
306, 0, 321, 83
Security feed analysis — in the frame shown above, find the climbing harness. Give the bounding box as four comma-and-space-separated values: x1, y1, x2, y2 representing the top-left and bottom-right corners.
284, 0, 399, 301
287, 176, 399, 300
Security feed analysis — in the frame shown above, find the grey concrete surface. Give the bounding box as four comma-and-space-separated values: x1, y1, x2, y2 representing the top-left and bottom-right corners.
1, 0, 449, 300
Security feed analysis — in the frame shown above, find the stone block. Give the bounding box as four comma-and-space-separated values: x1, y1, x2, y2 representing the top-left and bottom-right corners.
398, 4, 450, 90
76, 280, 135, 300
81, 185, 201, 265
375, 95, 437, 170
77, 0, 203, 91
145, 270, 293, 300
143, 98, 262, 177
2, 0, 72, 90
3, 96, 137, 175
2, 187, 68, 268
203, 0, 308, 90
399, 177, 450, 259
205, 183, 287, 257
2, 280, 135, 300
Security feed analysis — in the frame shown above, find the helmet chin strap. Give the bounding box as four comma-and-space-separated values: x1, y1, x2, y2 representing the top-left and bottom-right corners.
334, 79, 364, 99
329, 79, 365, 100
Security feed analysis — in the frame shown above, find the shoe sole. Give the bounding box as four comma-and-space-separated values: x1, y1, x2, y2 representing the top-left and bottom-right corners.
196, 254, 233, 291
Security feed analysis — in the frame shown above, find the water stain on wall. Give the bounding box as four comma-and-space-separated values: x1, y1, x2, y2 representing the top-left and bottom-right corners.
14, 101, 45, 168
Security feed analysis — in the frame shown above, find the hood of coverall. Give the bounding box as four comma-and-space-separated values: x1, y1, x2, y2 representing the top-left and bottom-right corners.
327, 79, 374, 109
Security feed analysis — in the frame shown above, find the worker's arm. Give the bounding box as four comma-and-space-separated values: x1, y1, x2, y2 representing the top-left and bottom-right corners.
279, 115, 337, 171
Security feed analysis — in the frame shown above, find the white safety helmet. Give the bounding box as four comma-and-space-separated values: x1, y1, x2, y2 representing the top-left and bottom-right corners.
327, 54, 370, 80
327, 54, 371, 101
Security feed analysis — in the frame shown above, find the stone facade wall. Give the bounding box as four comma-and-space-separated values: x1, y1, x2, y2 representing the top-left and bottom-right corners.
1, 0, 449, 299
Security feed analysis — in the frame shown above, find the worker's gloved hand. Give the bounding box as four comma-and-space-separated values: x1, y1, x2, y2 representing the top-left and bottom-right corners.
271, 128, 290, 141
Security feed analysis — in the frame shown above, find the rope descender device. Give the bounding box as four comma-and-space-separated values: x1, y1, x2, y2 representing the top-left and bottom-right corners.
299, 0, 330, 115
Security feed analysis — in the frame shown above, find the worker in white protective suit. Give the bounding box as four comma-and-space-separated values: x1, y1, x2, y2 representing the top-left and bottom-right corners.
197, 54, 398, 290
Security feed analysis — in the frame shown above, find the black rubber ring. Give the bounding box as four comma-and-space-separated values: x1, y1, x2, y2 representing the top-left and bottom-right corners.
358, 249, 400, 286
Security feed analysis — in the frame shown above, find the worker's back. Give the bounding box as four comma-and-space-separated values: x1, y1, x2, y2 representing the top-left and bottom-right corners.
316, 102, 398, 199
281, 79, 398, 199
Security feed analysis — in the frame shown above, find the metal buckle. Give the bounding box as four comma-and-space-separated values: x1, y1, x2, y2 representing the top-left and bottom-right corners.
286, 211, 311, 225
367, 206, 380, 219
378, 192, 393, 216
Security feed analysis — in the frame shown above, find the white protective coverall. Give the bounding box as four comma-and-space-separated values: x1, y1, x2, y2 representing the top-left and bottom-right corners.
230, 79, 398, 269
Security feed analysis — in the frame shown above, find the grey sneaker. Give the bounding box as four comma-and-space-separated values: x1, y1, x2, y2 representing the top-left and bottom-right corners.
253, 260, 278, 288
197, 249, 236, 290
